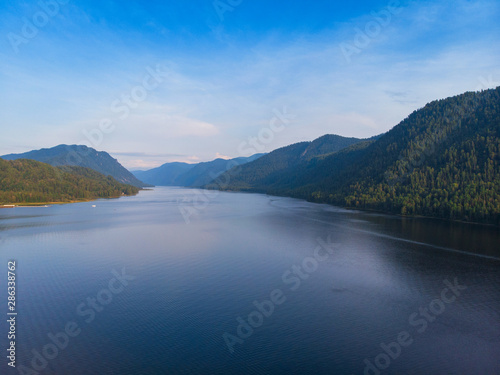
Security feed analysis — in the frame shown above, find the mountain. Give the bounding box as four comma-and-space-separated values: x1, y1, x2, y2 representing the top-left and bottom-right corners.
133, 154, 264, 187
0, 158, 139, 205
208, 87, 500, 225
205, 134, 368, 191
1, 145, 147, 188
132, 162, 195, 186
174, 154, 265, 187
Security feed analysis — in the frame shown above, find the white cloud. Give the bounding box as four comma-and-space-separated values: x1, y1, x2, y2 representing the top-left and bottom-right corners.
215, 152, 231, 160
1, 0, 498, 170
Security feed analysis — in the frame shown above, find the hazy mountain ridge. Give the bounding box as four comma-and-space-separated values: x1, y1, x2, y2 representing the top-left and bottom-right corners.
133, 162, 195, 187
133, 154, 264, 187
2, 145, 147, 188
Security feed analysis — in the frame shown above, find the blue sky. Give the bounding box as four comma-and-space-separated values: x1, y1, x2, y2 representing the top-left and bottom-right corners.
1, 0, 499, 169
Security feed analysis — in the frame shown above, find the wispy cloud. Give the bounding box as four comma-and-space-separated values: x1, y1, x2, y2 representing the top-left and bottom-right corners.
215, 153, 231, 160
0, 0, 498, 169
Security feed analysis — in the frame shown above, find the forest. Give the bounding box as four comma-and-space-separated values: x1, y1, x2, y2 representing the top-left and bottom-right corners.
0, 158, 139, 205
209, 87, 500, 225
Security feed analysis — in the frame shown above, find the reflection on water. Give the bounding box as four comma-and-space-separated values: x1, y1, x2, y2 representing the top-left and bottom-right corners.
0, 187, 499, 375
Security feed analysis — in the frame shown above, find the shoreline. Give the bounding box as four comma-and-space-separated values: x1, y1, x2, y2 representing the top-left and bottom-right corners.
202, 186, 500, 228
0, 193, 139, 208
1, 200, 95, 208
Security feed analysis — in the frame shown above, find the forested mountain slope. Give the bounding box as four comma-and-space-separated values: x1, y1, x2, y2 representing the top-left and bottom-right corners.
0, 158, 139, 204
2, 145, 147, 188
209, 88, 500, 225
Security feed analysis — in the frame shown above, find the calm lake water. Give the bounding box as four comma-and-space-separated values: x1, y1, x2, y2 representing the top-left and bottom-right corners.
1, 187, 499, 375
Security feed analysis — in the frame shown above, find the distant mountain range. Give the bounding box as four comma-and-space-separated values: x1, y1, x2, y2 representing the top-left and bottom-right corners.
133, 154, 264, 187
133, 134, 371, 188
2, 87, 498, 224
207, 87, 500, 225
0, 158, 139, 205
1, 145, 147, 188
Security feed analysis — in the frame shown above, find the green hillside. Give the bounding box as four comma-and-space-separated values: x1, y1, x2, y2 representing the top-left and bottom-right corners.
0, 158, 139, 205
210, 87, 500, 225
1, 144, 148, 188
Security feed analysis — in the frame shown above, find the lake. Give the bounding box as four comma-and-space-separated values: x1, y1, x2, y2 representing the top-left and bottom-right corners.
1, 187, 499, 375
